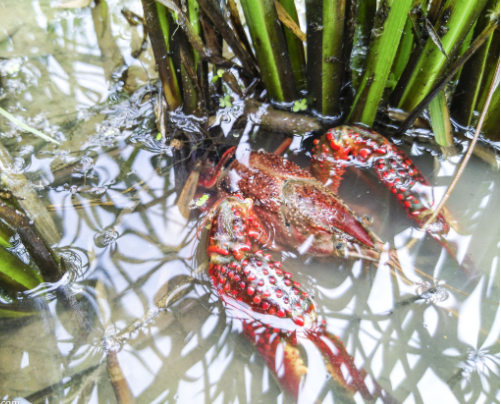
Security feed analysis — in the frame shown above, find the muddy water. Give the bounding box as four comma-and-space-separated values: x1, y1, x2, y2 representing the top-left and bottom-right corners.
0, 1, 499, 404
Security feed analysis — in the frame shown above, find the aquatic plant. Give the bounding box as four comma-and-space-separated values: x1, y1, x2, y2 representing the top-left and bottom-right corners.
142, 0, 499, 144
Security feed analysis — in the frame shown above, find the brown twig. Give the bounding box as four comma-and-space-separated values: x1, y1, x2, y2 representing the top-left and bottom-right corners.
107, 350, 137, 404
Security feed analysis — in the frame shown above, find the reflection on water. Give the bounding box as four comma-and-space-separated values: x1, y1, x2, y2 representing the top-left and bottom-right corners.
0, 1, 499, 404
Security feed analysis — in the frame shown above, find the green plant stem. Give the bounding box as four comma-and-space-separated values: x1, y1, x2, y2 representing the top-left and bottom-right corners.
391, 17, 414, 85
278, 0, 306, 91
187, 0, 210, 111
451, 0, 500, 126
407, 59, 499, 247
186, 0, 202, 66
143, 0, 182, 110
350, 0, 377, 90
0, 219, 12, 248
240, 0, 297, 102
480, 84, 500, 140
397, 0, 490, 111
348, 0, 413, 125
395, 20, 498, 135
429, 90, 454, 146
452, 33, 495, 126
175, 26, 200, 115
476, 32, 500, 108
306, 0, 346, 116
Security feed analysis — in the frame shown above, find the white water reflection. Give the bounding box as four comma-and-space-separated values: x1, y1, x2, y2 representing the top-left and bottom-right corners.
458, 278, 484, 349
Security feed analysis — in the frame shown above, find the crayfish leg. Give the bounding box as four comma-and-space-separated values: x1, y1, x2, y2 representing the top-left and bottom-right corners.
311, 126, 447, 232
243, 322, 397, 403
311, 126, 474, 273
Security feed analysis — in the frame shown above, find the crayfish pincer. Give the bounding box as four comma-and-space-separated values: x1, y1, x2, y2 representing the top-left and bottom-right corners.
205, 196, 398, 402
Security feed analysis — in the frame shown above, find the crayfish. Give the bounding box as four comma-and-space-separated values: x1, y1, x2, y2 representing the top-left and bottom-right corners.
196, 125, 465, 401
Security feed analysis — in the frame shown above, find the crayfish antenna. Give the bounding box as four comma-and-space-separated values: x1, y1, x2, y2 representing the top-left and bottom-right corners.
344, 242, 404, 273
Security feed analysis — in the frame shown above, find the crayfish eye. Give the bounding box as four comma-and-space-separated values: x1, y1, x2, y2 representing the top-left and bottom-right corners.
362, 214, 374, 226
334, 241, 344, 250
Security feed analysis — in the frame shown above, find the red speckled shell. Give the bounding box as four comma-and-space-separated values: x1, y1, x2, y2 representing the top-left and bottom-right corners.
217, 151, 376, 254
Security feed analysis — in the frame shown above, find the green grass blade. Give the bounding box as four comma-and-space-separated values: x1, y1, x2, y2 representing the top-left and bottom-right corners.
278, 0, 306, 91
429, 90, 454, 146
451, 33, 495, 126
348, 0, 413, 125
142, 0, 182, 110
390, 17, 414, 86
0, 107, 59, 145
481, 83, 500, 140
306, 0, 346, 116
350, 0, 377, 90
397, 0, 490, 112
239, 0, 297, 102
451, 0, 500, 126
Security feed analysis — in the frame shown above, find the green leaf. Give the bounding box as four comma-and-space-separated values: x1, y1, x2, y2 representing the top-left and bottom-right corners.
429, 91, 454, 147
223, 95, 233, 107
195, 194, 210, 207
292, 98, 307, 112
156, 133, 162, 140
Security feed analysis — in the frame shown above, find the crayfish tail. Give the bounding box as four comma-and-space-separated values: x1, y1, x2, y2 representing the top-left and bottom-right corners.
310, 330, 400, 404
243, 322, 307, 400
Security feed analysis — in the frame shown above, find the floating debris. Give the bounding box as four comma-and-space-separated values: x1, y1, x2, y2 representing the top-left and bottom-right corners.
94, 228, 119, 248
417, 280, 450, 304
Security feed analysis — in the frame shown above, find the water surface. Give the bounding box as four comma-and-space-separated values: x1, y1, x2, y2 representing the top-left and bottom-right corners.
0, 1, 499, 404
